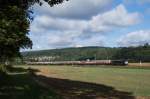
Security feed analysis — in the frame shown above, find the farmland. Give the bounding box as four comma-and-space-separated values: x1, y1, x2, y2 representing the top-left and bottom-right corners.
20, 65, 150, 98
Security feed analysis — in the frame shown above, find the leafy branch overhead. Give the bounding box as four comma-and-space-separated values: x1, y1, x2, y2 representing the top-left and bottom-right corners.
0, 0, 68, 64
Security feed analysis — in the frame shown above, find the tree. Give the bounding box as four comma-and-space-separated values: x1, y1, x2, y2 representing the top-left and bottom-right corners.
0, 0, 68, 65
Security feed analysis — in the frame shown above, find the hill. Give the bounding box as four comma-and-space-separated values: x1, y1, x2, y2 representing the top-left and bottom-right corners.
22, 46, 150, 62
22, 47, 119, 61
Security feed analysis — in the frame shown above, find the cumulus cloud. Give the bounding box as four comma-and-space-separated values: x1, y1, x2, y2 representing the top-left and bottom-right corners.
47, 31, 82, 48
34, 0, 113, 19
31, 15, 88, 33
29, 4, 141, 50
89, 4, 141, 32
117, 30, 150, 47
29, 30, 105, 50
74, 34, 106, 47
31, 4, 141, 33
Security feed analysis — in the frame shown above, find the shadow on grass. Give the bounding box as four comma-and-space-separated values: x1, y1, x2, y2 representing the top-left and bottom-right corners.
6, 66, 39, 73
36, 75, 135, 99
0, 67, 60, 99
0, 67, 135, 99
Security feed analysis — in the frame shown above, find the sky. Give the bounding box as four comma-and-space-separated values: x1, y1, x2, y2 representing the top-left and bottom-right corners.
27, 0, 150, 50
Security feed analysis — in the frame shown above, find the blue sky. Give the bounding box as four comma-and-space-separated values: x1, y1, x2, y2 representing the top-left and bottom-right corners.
27, 0, 150, 50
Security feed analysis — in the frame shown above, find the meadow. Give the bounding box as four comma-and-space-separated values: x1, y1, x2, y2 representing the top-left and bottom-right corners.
22, 65, 150, 98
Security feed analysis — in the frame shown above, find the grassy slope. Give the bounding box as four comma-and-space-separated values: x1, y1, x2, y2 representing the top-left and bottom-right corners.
30, 65, 150, 96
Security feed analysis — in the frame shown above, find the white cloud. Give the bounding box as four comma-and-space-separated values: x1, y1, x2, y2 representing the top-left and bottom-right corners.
34, 0, 113, 19
31, 15, 88, 33
117, 30, 150, 47
47, 31, 82, 47
75, 34, 106, 47
29, 4, 141, 50
29, 30, 105, 50
89, 4, 140, 32
31, 4, 141, 33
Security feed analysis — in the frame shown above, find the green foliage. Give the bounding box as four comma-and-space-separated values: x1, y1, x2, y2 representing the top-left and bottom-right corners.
22, 47, 119, 61
22, 45, 150, 62
0, 5, 32, 63
0, 0, 68, 64
114, 45, 150, 62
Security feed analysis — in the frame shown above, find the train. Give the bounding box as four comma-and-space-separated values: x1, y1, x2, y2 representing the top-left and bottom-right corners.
25, 60, 128, 66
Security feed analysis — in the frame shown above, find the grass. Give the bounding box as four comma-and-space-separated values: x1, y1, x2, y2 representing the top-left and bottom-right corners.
3, 65, 149, 99
25, 65, 150, 97
0, 67, 61, 99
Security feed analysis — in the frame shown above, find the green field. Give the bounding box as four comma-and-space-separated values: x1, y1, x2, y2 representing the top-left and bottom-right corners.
1, 65, 150, 99
28, 65, 150, 97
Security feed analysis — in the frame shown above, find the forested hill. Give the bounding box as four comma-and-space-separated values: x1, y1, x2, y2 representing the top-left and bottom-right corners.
22, 47, 119, 61
22, 45, 150, 62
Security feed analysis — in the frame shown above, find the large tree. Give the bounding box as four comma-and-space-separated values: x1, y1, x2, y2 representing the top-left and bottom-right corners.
0, 0, 67, 64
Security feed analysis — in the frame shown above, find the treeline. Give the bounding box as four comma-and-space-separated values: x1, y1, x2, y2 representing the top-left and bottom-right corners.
114, 44, 150, 62
22, 44, 150, 62
22, 47, 119, 61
